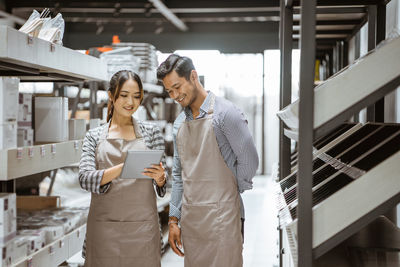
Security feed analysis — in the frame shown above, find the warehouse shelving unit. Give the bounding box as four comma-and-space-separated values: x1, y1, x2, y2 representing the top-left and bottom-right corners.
278, 0, 400, 266
0, 25, 110, 266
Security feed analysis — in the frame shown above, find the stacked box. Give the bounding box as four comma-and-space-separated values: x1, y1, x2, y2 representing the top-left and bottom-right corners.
35, 97, 69, 142
0, 78, 19, 150
17, 93, 34, 147
0, 194, 17, 245
17, 128, 34, 147
0, 123, 17, 150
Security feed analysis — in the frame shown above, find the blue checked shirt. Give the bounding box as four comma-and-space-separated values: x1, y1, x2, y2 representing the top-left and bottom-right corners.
170, 91, 259, 219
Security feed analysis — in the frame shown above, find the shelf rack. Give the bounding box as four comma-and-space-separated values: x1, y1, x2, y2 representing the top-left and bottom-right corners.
0, 26, 108, 82
278, 0, 399, 266
13, 224, 86, 267
0, 140, 83, 181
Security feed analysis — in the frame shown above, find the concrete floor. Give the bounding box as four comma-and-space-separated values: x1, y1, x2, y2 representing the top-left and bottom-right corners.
66, 175, 279, 267
161, 175, 279, 267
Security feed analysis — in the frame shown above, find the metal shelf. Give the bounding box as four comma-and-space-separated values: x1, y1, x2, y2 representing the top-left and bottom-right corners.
13, 224, 86, 267
0, 140, 83, 180
278, 35, 400, 140
0, 26, 108, 82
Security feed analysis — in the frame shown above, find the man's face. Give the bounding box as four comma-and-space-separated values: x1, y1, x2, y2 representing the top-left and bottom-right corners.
162, 70, 197, 108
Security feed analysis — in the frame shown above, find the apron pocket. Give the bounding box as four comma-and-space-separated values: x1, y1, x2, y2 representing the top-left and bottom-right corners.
119, 220, 158, 258
91, 221, 121, 257
181, 203, 220, 240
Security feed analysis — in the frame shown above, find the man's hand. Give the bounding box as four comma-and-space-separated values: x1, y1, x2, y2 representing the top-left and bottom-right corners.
168, 222, 184, 257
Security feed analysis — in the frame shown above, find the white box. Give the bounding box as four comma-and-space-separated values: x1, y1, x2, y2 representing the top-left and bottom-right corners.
0, 194, 16, 245
0, 77, 19, 124
0, 240, 14, 266
17, 128, 34, 147
17, 230, 46, 254
89, 118, 100, 129
35, 97, 69, 142
0, 123, 17, 150
11, 236, 28, 263
68, 119, 86, 140
17, 93, 33, 129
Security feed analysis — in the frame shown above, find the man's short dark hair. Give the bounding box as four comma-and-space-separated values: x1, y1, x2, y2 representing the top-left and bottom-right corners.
157, 54, 195, 81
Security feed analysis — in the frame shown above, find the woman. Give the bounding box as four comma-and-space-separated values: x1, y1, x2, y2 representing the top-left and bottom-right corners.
79, 70, 167, 267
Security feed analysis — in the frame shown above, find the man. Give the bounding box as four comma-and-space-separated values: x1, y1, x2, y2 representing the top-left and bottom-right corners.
157, 54, 259, 267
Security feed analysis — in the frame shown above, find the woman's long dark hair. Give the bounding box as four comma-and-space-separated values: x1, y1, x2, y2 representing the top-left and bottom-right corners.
107, 70, 143, 122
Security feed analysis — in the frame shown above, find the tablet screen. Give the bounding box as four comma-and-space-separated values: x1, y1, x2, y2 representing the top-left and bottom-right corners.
120, 150, 164, 179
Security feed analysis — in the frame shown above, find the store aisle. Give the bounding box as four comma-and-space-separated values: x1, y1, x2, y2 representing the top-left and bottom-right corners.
161, 175, 279, 267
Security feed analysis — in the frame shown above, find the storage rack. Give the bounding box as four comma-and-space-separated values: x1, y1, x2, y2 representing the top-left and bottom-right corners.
0, 25, 109, 266
278, 0, 400, 266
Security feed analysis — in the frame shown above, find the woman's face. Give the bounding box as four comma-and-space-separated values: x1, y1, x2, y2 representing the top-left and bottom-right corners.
110, 78, 142, 119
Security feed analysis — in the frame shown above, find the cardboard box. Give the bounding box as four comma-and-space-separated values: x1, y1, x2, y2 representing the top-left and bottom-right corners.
16, 230, 46, 254
17, 128, 34, 147
17, 196, 60, 211
34, 97, 69, 142
17, 93, 33, 129
68, 119, 86, 140
0, 194, 17, 246
0, 123, 17, 150
11, 236, 28, 263
0, 77, 19, 124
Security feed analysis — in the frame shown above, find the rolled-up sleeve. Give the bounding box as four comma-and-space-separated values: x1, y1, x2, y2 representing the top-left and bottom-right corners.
222, 106, 259, 193
79, 131, 110, 194
151, 125, 168, 197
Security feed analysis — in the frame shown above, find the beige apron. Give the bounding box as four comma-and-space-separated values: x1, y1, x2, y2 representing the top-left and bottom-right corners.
84, 123, 161, 267
177, 94, 243, 267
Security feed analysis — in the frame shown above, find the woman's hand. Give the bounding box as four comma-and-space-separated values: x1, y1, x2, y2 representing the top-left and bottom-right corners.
142, 163, 166, 187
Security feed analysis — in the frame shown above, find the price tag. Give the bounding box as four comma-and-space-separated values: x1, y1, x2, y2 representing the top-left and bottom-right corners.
74, 141, 79, 150
27, 258, 33, 267
16, 148, 23, 159
59, 240, 64, 248
51, 144, 56, 154
28, 147, 34, 158
77, 229, 80, 238
49, 245, 55, 255
40, 145, 46, 157
50, 43, 55, 52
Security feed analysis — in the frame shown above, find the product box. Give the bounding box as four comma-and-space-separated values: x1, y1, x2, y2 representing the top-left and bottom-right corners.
0, 123, 17, 150
0, 77, 19, 125
17, 230, 46, 254
11, 236, 28, 263
89, 118, 100, 129
35, 97, 69, 142
0, 194, 17, 246
17, 93, 33, 129
0, 239, 14, 266
17, 128, 34, 147
68, 119, 86, 140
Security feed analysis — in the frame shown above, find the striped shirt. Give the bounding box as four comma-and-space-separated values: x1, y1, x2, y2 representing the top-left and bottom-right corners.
170, 91, 259, 220
79, 118, 167, 258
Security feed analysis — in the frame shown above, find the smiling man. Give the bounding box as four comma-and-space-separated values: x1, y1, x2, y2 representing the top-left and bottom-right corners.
157, 54, 259, 267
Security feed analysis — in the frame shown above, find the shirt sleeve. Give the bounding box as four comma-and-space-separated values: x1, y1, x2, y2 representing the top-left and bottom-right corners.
169, 113, 185, 220
78, 131, 110, 194
221, 105, 259, 193
151, 125, 167, 198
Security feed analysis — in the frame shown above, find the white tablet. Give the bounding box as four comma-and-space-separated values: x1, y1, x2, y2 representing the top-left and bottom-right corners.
120, 150, 164, 179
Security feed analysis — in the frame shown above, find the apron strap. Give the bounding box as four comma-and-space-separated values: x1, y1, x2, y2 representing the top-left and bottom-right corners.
207, 93, 216, 115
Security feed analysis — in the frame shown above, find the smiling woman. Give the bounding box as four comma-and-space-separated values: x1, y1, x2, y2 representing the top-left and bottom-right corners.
79, 70, 168, 267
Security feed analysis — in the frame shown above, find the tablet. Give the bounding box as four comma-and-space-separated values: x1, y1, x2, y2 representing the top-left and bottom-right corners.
120, 150, 164, 179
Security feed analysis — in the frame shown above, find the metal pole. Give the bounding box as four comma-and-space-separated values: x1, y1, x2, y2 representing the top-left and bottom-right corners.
262, 53, 266, 175
279, 0, 293, 181
374, 2, 386, 123
366, 5, 377, 122
297, 0, 316, 266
